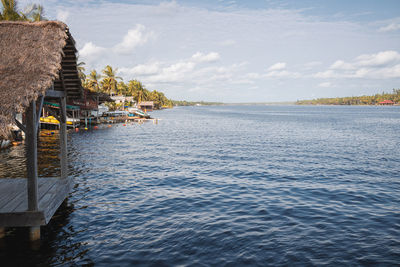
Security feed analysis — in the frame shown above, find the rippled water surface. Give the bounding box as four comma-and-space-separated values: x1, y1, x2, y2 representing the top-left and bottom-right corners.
1, 105, 400, 266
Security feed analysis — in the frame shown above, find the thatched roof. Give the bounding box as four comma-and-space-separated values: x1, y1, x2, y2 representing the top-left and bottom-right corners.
0, 21, 82, 138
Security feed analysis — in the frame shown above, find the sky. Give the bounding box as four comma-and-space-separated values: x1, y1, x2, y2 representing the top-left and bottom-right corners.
18, 0, 400, 102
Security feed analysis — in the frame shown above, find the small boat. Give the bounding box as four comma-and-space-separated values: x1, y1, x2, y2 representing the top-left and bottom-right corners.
40, 116, 60, 130
40, 115, 59, 125
103, 110, 130, 117
67, 117, 80, 128
128, 107, 151, 118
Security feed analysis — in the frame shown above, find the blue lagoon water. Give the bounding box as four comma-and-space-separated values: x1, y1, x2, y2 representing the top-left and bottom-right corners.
1, 105, 400, 266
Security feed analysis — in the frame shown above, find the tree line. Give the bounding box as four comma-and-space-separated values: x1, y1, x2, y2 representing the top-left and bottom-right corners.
296, 89, 400, 105
171, 100, 223, 106
79, 64, 173, 109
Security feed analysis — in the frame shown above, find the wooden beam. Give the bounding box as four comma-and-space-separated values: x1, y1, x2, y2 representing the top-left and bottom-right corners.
35, 95, 44, 130
29, 226, 40, 241
14, 116, 26, 133
0, 211, 45, 227
59, 97, 68, 180
26, 101, 38, 211
45, 90, 65, 98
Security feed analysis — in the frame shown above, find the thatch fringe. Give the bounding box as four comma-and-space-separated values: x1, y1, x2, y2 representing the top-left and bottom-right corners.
0, 21, 68, 138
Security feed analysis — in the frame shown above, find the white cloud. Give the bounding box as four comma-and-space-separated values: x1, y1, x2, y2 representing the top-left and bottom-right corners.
55, 1, 400, 101
56, 10, 69, 22
114, 24, 155, 54
245, 72, 261, 79
379, 23, 400, 32
192, 52, 220, 63
219, 39, 236, 46
314, 50, 400, 79
314, 70, 336, 78
79, 42, 106, 58
144, 61, 196, 83
304, 61, 322, 69
267, 62, 286, 71
265, 70, 300, 78
318, 82, 332, 87
356, 50, 400, 67
330, 60, 354, 70
119, 62, 161, 76
152, 0, 182, 16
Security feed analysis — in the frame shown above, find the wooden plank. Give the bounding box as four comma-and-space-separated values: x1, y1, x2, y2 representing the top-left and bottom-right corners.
42, 178, 73, 224
62, 59, 78, 63
0, 179, 26, 210
0, 182, 27, 213
26, 101, 39, 211
37, 179, 59, 210
13, 178, 58, 212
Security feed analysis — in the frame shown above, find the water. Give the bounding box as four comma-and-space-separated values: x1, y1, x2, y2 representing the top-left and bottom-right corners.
1, 105, 400, 266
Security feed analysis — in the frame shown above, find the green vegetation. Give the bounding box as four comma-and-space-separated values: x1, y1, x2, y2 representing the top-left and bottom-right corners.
0, 0, 46, 21
171, 100, 223, 106
296, 89, 400, 105
1, 0, 216, 110
81, 64, 173, 109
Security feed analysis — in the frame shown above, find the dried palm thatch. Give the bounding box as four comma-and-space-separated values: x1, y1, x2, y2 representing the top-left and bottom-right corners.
0, 21, 69, 138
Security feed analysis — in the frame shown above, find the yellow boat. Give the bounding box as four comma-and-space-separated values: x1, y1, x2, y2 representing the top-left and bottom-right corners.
40, 116, 59, 124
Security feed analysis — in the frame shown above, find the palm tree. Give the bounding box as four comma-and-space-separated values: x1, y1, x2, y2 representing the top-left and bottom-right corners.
127, 80, 148, 104
1, 0, 24, 21
87, 70, 101, 92
117, 81, 128, 96
23, 4, 46, 21
76, 58, 86, 83
101, 65, 122, 95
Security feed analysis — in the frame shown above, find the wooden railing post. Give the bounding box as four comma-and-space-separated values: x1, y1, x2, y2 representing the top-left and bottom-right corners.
59, 96, 68, 179
26, 100, 38, 211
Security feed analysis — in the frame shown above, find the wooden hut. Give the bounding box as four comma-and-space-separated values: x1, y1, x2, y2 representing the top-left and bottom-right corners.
138, 101, 154, 112
0, 21, 82, 240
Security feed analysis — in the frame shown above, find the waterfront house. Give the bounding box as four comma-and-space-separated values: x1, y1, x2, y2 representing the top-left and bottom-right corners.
138, 101, 154, 112
111, 95, 135, 106
378, 100, 395, 105
0, 21, 82, 240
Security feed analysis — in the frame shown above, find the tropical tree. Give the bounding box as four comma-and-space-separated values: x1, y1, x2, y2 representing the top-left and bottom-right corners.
23, 4, 46, 21
87, 70, 101, 92
101, 65, 122, 95
117, 81, 128, 96
77, 58, 86, 84
127, 79, 148, 103
1, 1, 45, 21
0, 0, 24, 20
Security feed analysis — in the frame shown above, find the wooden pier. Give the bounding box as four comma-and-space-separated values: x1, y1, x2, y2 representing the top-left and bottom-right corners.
0, 21, 82, 241
0, 177, 73, 227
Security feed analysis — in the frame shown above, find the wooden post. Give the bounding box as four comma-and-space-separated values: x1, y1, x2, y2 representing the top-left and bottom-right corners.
26, 100, 38, 211
59, 97, 68, 180
0, 227, 5, 239
29, 226, 40, 242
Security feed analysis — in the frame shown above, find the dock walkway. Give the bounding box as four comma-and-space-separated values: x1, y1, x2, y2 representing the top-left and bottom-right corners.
0, 177, 73, 227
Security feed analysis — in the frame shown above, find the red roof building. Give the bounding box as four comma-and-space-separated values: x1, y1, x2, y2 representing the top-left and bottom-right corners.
378, 100, 395, 105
